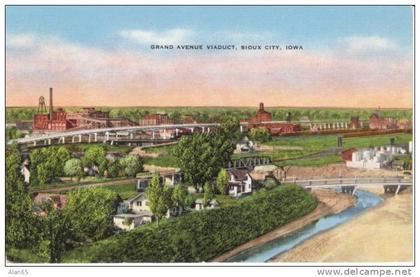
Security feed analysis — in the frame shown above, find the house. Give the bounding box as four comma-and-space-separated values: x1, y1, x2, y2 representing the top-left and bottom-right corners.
195, 199, 219, 211
116, 192, 183, 230
341, 148, 358, 161
228, 169, 253, 197
33, 193, 67, 210
125, 193, 151, 213
21, 159, 30, 184
369, 113, 398, 130
113, 211, 153, 231
235, 136, 255, 153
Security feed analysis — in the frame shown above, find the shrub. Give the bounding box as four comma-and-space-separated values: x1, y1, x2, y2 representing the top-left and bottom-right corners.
63, 184, 316, 263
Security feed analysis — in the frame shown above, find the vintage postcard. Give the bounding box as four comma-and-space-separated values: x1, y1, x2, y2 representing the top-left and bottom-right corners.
4, 4, 414, 272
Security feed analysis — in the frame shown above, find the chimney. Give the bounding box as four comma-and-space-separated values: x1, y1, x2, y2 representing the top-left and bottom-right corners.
49, 87, 53, 120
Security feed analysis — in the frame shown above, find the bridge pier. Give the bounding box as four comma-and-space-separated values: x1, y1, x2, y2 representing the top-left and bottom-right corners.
130, 132, 134, 140
71, 136, 75, 143
94, 133, 98, 142
175, 128, 179, 137
88, 135, 92, 143
341, 186, 355, 194
352, 185, 359, 196
78, 134, 82, 143
395, 185, 402, 195
383, 185, 402, 194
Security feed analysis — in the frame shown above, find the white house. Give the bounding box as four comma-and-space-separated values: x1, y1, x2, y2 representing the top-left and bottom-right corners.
195, 199, 219, 211
235, 136, 255, 153
228, 169, 253, 197
113, 211, 153, 231
115, 192, 184, 231
125, 193, 151, 213
21, 161, 30, 184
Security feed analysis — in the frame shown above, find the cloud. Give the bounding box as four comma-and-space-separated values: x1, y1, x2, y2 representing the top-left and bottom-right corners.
6, 32, 412, 108
216, 30, 276, 43
7, 33, 36, 48
120, 28, 194, 44
337, 35, 397, 53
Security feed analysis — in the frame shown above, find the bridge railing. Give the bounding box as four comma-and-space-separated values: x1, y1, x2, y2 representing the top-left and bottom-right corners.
284, 177, 412, 186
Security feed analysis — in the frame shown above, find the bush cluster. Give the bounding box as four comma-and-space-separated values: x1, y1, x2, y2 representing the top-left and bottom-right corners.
63, 184, 317, 263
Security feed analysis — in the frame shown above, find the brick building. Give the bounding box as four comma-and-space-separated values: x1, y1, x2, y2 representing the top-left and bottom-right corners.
139, 113, 173, 126
241, 103, 300, 135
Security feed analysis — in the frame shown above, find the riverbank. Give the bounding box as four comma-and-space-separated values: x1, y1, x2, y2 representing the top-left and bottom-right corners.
211, 189, 355, 262
271, 188, 413, 263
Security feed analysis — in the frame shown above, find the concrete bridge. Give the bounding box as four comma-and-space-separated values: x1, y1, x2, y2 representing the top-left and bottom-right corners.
285, 177, 412, 195
8, 123, 220, 146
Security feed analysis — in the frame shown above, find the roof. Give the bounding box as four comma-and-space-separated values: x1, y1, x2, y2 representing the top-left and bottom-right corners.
126, 193, 146, 204
228, 169, 250, 181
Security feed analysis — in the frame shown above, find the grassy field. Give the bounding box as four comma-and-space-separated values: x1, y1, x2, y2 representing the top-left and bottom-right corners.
143, 145, 179, 168
101, 183, 138, 200
140, 133, 412, 168
62, 143, 131, 154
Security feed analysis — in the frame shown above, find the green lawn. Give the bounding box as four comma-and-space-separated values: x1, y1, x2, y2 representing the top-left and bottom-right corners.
101, 183, 138, 200
237, 133, 412, 167
63, 143, 132, 154
112, 133, 413, 169
143, 145, 179, 168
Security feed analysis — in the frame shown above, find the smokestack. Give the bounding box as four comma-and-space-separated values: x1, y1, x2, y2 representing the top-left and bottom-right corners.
49, 87, 53, 120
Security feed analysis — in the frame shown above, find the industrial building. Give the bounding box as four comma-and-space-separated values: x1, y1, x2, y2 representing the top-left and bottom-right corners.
32, 88, 135, 132
240, 103, 301, 135
139, 113, 173, 126
346, 146, 408, 169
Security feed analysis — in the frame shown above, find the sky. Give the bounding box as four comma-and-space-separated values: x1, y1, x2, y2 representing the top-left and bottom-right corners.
6, 6, 414, 108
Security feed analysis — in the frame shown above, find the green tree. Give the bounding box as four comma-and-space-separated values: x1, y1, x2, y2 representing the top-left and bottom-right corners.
107, 160, 121, 178
6, 127, 23, 140
216, 168, 229, 195
37, 202, 69, 263
119, 155, 142, 177
174, 132, 232, 193
82, 145, 107, 176
6, 145, 38, 249
203, 182, 213, 207
64, 158, 83, 181
64, 188, 118, 242
146, 174, 169, 224
29, 147, 71, 186
249, 127, 271, 143
55, 147, 71, 177
171, 185, 189, 209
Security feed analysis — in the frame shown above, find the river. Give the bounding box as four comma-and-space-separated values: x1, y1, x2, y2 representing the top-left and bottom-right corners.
227, 190, 383, 262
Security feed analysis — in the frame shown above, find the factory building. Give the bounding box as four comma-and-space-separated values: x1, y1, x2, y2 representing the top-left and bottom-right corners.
139, 113, 173, 126
241, 103, 301, 135
32, 88, 134, 132
346, 146, 408, 169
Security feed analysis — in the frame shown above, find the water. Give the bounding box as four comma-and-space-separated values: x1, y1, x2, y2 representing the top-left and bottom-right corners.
227, 190, 383, 262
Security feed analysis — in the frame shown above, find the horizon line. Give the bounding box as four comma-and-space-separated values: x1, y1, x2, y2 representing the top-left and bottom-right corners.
5, 105, 413, 110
